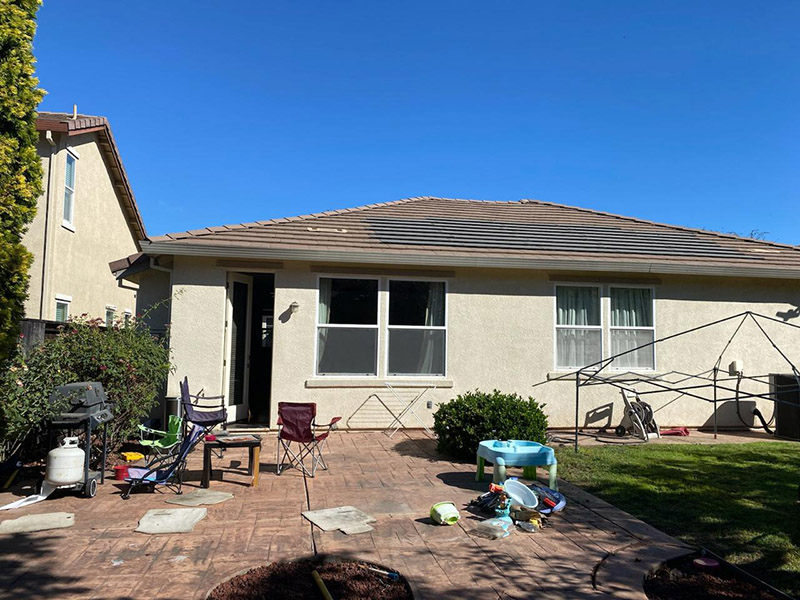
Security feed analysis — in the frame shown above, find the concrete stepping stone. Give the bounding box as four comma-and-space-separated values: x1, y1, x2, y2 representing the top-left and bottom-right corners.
0, 512, 75, 534
165, 489, 233, 506
136, 508, 207, 534
302, 505, 376, 534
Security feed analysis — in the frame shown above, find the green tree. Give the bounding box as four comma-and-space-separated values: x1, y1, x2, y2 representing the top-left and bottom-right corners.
0, 0, 44, 363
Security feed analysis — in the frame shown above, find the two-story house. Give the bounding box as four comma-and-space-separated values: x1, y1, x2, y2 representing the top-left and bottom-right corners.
24, 110, 146, 324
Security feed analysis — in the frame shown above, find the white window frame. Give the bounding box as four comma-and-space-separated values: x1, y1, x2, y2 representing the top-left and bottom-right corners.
124, 309, 132, 327
608, 285, 657, 372
314, 274, 381, 377
385, 278, 448, 378
62, 150, 78, 231
105, 305, 117, 328
54, 294, 72, 322
553, 283, 603, 371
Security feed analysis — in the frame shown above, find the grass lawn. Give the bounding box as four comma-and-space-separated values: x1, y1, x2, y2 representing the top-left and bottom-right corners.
555, 442, 800, 597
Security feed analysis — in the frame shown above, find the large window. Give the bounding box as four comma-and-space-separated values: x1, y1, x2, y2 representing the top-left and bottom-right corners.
387, 280, 446, 376
555, 285, 602, 369
316, 278, 379, 375
610, 287, 655, 370
63, 153, 76, 228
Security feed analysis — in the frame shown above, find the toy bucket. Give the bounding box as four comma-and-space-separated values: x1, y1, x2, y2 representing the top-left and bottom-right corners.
113, 465, 129, 481
430, 501, 460, 525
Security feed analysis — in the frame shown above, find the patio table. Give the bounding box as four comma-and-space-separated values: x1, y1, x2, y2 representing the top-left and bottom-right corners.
476, 439, 558, 490
202, 434, 262, 488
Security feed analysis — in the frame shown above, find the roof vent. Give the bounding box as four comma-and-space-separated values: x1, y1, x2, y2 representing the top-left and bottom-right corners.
72, 104, 77, 119
307, 226, 347, 234
748, 248, 781, 254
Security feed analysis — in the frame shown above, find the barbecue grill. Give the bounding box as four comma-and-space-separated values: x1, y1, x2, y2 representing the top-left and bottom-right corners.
47, 382, 113, 497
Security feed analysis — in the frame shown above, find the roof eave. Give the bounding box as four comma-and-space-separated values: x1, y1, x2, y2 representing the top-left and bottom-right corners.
139, 241, 800, 281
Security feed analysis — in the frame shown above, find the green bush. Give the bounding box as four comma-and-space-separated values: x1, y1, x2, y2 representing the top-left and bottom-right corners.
0, 315, 172, 460
433, 389, 548, 460
0, 0, 45, 363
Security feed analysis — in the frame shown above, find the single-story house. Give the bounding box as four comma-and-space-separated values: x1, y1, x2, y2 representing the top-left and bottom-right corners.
119, 197, 800, 429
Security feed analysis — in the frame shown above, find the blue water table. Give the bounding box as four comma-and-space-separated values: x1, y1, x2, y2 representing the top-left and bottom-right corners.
476, 440, 558, 490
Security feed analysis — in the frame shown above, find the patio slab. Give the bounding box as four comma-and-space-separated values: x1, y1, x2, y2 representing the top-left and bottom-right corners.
0, 511, 75, 534
0, 430, 719, 599
166, 489, 234, 507
136, 508, 207, 534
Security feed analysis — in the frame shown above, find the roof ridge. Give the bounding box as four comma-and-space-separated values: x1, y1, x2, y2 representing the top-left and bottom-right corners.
521, 198, 799, 252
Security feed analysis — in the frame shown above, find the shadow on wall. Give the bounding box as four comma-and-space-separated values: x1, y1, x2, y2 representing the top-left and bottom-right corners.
583, 402, 614, 429
701, 399, 757, 429
776, 303, 800, 322
0, 532, 96, 599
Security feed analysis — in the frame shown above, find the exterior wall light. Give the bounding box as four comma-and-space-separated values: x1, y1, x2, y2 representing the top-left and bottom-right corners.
290, 301, 300, 314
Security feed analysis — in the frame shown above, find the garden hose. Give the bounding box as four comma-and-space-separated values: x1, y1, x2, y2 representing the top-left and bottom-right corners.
734, 373, 774, 435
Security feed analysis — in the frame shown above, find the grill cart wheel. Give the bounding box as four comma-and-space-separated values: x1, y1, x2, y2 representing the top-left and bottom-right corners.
615, 425, 627, 437
84, 477, 97, 498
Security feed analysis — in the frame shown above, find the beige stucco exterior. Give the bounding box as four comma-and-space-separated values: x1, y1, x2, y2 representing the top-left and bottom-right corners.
22, 131, 140, 322
157, 255, 800, 430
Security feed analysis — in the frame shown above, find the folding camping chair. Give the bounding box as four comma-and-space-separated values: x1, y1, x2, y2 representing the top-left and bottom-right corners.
138, 414, 183, 458
180, 376, 227, 435
121, 425, 204, 499
276, 402, 339, 477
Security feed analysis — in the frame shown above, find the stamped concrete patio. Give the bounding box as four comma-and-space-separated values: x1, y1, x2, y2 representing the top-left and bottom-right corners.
0, 431, 692, 600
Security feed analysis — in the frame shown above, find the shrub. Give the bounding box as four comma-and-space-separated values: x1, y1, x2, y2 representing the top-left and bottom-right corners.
432, 389, 548, 460
0, 315, 172, 460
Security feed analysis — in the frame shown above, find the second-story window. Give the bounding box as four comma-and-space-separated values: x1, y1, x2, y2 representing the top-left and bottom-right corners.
63, 152, 76, 228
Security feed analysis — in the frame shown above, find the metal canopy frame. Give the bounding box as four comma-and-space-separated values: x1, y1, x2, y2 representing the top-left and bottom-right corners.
533, 311, 800, 451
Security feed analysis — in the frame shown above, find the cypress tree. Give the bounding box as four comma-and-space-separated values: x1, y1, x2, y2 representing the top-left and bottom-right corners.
0, 0, 44, 362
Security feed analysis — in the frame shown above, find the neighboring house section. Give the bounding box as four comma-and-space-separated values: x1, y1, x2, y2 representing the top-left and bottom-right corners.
24, 111, 145, 323
121, 197, 800, 429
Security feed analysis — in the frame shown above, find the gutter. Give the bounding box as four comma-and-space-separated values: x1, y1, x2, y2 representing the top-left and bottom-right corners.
140, 240, 800, 281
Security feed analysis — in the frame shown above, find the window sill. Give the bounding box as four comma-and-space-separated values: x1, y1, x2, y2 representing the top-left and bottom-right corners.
61, 221, 75, 233
305, 378, 454, 389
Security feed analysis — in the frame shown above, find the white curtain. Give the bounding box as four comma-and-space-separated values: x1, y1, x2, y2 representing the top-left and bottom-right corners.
611, 288, 654, 369
317, 278, 332, 363
416, 282, 445, 373
556, 287, 601, 368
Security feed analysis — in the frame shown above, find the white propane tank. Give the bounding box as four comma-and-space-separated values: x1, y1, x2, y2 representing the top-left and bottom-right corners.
46, 437, 84, 485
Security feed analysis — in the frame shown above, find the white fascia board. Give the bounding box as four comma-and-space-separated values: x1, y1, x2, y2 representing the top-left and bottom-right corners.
140, 241, 800, 281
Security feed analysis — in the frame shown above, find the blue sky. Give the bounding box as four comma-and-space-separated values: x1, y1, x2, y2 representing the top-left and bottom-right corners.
33, 2, 799, 242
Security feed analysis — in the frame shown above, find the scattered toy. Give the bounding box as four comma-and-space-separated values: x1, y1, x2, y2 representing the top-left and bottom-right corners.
430, 501, 460, 525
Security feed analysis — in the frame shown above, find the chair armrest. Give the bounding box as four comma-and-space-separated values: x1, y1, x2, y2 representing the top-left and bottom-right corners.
314, 416, 342, 430
139, 424, 168, 437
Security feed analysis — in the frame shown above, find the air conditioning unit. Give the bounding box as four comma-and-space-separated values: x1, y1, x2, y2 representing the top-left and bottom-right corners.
772, 374, 800, 441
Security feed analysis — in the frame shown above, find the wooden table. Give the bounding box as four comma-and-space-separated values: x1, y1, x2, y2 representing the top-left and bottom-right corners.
201, 434, 262, 488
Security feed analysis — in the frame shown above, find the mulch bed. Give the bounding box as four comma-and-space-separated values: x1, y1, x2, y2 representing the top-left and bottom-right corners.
207, 559, 414, 600
644, 554, 786, 600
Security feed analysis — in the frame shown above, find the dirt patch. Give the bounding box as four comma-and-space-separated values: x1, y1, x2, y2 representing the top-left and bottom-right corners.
644, 554, 785, 600
207, 558, 414, 600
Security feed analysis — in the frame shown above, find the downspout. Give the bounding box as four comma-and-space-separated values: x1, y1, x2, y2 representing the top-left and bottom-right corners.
38, 131, 57, 319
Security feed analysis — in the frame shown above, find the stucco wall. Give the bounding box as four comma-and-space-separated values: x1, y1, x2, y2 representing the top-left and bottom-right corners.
22, 138, 53, 318
164, 256, 800, 430
22, 131, 139, 321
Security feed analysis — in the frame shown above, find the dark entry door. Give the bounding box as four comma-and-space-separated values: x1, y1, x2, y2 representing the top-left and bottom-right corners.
225, 274, 252, 422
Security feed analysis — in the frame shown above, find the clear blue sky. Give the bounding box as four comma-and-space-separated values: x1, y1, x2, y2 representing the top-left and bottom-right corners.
33, 2, 799, 242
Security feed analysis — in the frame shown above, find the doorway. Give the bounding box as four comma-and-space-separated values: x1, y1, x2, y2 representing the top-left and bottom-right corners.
224, 272, 275, 425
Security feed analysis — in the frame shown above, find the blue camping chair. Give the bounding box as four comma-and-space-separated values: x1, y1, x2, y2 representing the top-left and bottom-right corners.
121, 425, 204, 499
180, 377, 227, 435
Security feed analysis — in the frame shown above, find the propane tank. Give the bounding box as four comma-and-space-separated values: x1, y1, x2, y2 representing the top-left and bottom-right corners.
46, 437, 84, 485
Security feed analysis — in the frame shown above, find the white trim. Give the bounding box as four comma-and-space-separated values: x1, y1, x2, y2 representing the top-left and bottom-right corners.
105, 304, 118, 311
54, 297, 71, 322
314, 274, 380, 377
553, 282, 603, 371
66, 146, 81, 160
222, 273, 254, 422
385, 277, 448, 378
608, 285, 657, 372
62, 152, 77, 229
140, 241, 800, 281
124, 308, 132, 315
55, 293, 72, 302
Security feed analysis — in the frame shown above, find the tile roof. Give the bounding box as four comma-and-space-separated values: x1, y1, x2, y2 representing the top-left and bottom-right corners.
143, 197, 800, 278
36, 111, 146, 242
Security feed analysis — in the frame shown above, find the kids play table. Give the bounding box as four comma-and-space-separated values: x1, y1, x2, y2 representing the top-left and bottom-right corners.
476, 439, 558, 490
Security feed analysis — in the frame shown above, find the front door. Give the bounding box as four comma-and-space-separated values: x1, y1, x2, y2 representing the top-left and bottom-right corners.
224, 273, 253, 422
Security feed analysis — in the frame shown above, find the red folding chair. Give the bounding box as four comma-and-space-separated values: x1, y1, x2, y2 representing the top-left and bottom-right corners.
276, 402, 340, 477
